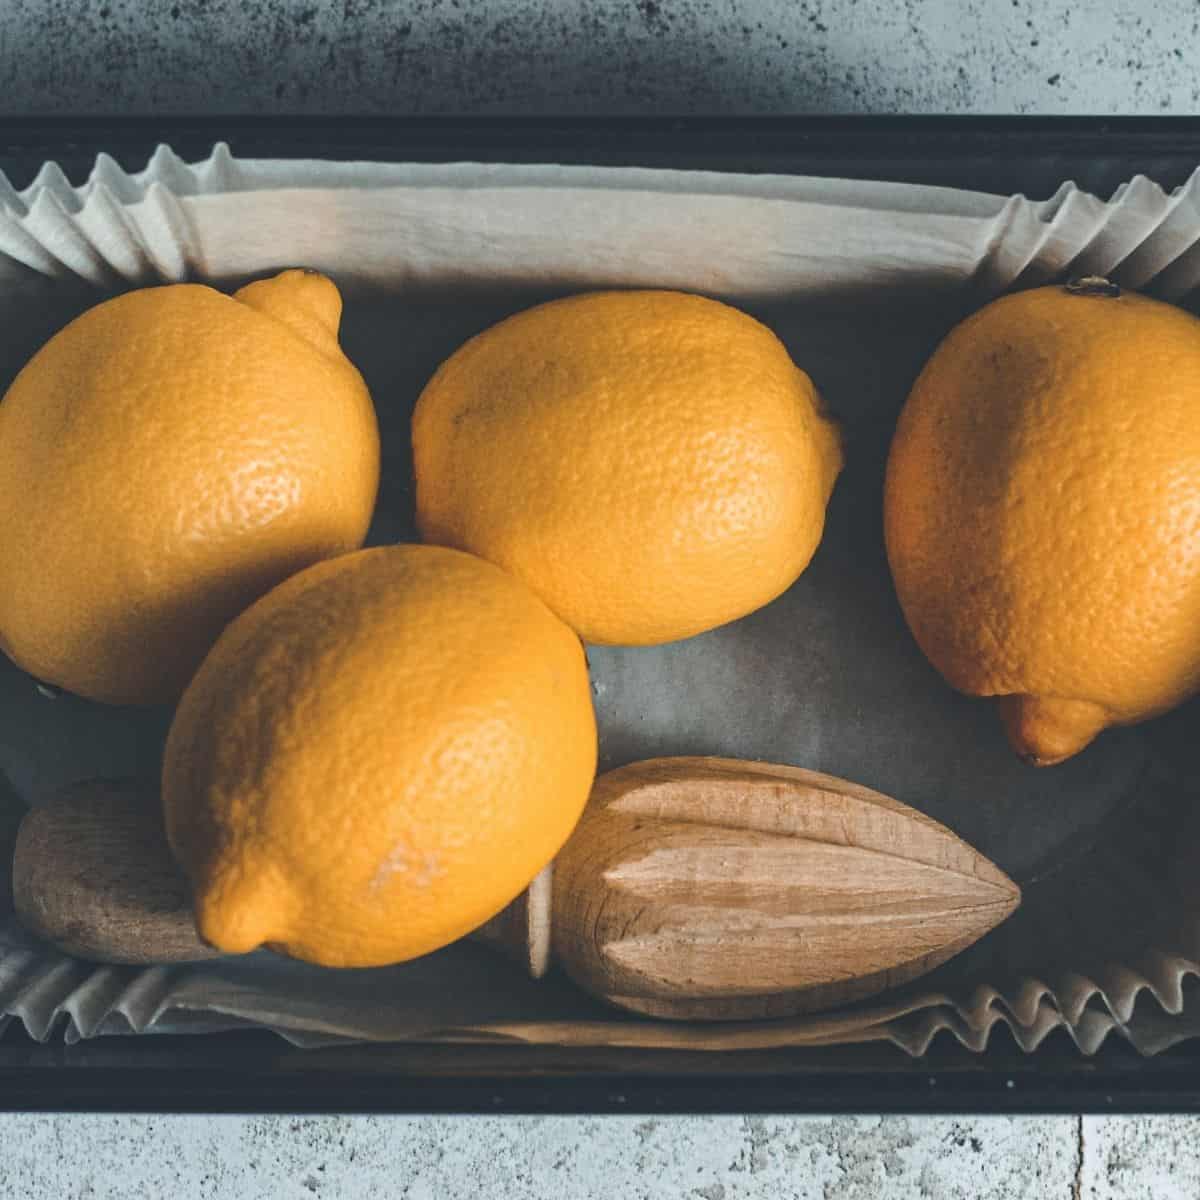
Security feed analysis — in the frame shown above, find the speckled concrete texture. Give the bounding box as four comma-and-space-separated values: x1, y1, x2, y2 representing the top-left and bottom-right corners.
3, 0, 1198, 116
1080, 1117, 1200, 1199
6, 1112, 1200, 1198
0, 1114, 1083, 1198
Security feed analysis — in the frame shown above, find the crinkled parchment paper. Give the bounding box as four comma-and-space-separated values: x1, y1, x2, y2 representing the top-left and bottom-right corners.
4, 146, 1200, 1055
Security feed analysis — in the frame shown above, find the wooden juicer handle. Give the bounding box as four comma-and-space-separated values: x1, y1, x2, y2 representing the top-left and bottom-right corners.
12, 758, 1019, 1021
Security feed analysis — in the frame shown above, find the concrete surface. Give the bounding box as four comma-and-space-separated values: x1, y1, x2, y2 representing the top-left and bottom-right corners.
0, 1114, 1083, 1198
3, 1112, 1200, 1198
3, 0, 1199, 117
5, 1, 1200, 1197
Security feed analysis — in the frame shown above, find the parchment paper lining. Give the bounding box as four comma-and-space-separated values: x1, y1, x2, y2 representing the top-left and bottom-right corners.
3, 145, 1200, 1056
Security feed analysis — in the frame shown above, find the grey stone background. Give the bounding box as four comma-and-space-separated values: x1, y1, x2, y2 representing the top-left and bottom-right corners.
2, 1112, 1197, 1198
3, 0, 1198, 117
3, 1, 1200, 1196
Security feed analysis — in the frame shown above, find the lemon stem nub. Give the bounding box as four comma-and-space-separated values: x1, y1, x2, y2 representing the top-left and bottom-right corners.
233, 269, 343, 354
996, 694, 1109, 767
1064, 275, 1121, 298
196, 867, 292, 955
